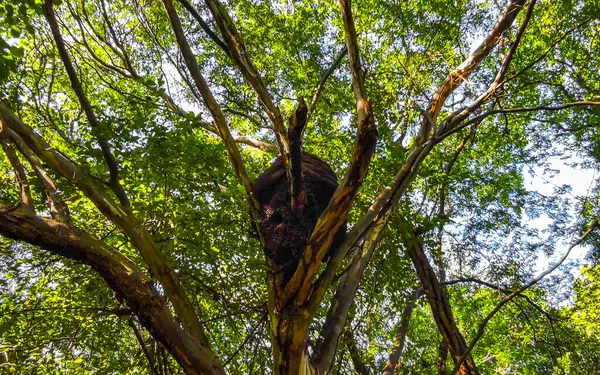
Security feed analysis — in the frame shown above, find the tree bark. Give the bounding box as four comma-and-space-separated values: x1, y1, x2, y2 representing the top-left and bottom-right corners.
383, 290, 417, 375
0, 205, 225, 375
404, 230, 479, 375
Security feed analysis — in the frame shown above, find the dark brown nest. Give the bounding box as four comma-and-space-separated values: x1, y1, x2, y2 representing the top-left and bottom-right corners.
252, 152, 347, 283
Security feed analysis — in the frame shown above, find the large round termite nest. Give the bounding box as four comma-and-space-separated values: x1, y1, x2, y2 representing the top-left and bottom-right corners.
252, 152, 347, 283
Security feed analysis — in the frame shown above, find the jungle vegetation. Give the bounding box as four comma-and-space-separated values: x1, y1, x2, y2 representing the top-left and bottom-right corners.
0, 0, 599, 374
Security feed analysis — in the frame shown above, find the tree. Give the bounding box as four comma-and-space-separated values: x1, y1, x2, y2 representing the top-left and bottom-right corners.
0, 0, 599, 374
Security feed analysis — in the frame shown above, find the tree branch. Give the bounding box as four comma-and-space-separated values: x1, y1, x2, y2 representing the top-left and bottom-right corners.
507, 17, 592, 83
288, 98, 308, 211
450, 221, 599, 375
129, 318, 160, 375
6, 127, 71, 223
282, 0, 377, 305
175, 0, 230, 55
44, 0, 130, 208
442, 0, 536, 131
72, 2, 277, 153
0, 126, 34, 213
0, 102, 210, 355
403, 222, 479, 375
383, 290, 418, 375
317, 0, 530, 297
162, 0, 262, 227
418, 0, 526, 141
440, 100, 600, 140
344, 328, 371, 375
203, 0, 294, 196
0, 204, 223, 375
307, 46, 348, 122
312, 218, 386, 373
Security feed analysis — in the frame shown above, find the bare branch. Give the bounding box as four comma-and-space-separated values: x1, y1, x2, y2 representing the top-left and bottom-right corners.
129, 318, 160, 375
175, 0, 230, 55
232, 134, 278, 152
73, 1, 277, 153
312, 218, 386, 373
203, 0, 295, 199
508, 17, 592, 83
404, 225, 479, 375
307, 46, 348, 121
202, 0, 284, 131
43, 0, 130, 208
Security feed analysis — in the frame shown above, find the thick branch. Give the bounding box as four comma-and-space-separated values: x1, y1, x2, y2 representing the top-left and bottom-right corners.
404, 225, 479, 375
0, 205, 223, 375
162, 0, 261, 226
0, 102, 209, 353
44, 0, 129, 208
283, 0, 377, 304
313, 219, 386, 373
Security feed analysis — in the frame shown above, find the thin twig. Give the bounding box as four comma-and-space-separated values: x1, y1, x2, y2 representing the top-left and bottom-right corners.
450, 221, 599, 375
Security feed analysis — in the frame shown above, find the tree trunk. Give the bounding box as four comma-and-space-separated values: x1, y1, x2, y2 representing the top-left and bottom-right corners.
268, 303, 316, 375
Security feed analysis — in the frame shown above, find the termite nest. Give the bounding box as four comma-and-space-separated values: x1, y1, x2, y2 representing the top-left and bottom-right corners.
252, 152, 347, 283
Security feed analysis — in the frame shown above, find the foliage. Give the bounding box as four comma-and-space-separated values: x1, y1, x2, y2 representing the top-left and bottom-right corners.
0, 0, 599, 373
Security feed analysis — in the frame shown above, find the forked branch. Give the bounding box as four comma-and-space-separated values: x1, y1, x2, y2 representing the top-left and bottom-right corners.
418, 0, 527, 140
325, 0, 531, 288
162, 0, 262, 228
0, 102, 209, 353
442, 0, 537, 131
284, 0, 377, 304
203, 0, 298, 202
0, 126, 34, 213
6, 127, 71, 223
